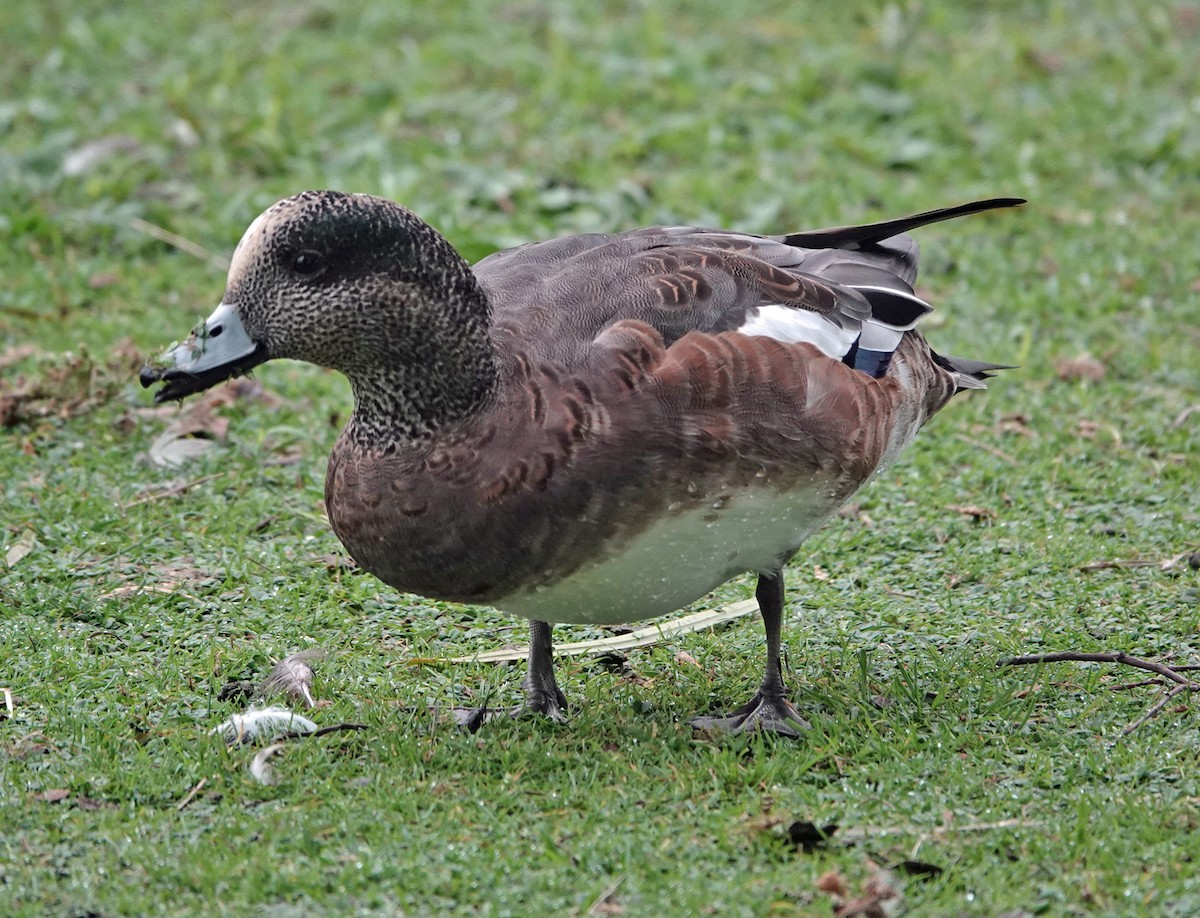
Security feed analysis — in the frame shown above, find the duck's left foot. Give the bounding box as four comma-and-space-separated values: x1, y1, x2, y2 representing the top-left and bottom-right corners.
691, 691, 810, 737
518, 681, 568, 722
689, 570, 809, 737
448, 683, 567, 733
516, 618, 568, 722
449, 619, 569, 732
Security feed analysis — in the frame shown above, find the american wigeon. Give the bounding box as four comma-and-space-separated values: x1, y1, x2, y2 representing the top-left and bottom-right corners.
142, 191, 1021, 735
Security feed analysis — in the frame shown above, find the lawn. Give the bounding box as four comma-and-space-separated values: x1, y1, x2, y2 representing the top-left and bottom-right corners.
2, 1, 1198, 915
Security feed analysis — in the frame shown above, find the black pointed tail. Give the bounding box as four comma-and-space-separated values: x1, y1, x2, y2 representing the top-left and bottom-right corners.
933, 352, 1017, 391
783, 197, 1026, 250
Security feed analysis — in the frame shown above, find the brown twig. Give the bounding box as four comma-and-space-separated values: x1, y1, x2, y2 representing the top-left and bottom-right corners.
1124, 686, 1191, 735
586, 876, 625, 915
952, 433, 1017, 466
1111, 679, 1164, 691
275, 722, 368, 742
1079, 551, 1199, 573
128, 217, 230, 271
176, 777, 207, 811
121, 473, 225, 510
999, 651, 1200, 734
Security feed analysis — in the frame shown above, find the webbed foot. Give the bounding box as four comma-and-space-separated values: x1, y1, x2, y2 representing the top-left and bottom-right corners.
449, 620, 568, 731
689, 571, 809, 738
690, 691, 809, 737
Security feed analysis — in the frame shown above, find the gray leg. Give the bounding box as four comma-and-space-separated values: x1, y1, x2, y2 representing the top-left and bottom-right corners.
691, 571, 810, 737
450, 619, 567, 731
519, 619, 568, 721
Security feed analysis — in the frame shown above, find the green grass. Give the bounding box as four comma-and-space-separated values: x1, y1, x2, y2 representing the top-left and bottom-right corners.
3, 0, 1199, 914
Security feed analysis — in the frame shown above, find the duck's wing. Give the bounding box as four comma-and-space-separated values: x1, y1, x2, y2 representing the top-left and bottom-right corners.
475, 228, 871, 361
474, 198, 1023, 373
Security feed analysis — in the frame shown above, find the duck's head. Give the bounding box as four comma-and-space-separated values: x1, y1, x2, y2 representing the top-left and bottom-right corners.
140, 191, 492, 417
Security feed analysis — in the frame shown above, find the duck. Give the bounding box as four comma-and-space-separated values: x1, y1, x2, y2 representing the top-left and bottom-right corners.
141, 190, 1022, 736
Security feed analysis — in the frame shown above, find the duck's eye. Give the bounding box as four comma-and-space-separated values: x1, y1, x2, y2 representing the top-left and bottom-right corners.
288, 249, 326, 278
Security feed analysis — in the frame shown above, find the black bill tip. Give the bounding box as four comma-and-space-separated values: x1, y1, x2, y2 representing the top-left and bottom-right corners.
139, 344, 269, 404
139, 364, 166, 389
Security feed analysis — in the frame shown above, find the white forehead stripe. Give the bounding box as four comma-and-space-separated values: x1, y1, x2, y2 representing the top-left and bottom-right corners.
228, 206, 276, 282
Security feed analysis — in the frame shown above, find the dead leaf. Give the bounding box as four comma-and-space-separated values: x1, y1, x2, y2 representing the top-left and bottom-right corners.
894, 859, 943, 879
673, 650, 701, 668
745, 809, 785, 834
1054, 353, 1106, 382
813, 565, 830, 581
591, 650, 631, 672
4, 732, 52, 759
816, 870, 850, 897
837, 504, 874, 526
831, 860, 904, 918
218, 680, 256, 703
148, 407, 227, 468
0, 344, 39, 369
4, 529, 37, 568
62, 135, 147, 176
316, 553, 357, 572
167, 117, 200, 148
32, 789, 71, 803
947, 504, 995, 522
75, 795, 116, 811
997, 413, 1035, 437
1048, 207, 1095, 227
199, 376, 282, 410
1024, 48, 1065, 74
258, 649, 326, 708
0, 343, 145, 427
88, 272, 120, 289
145, 381, 281, 468
788, 820, 839, 852
99, 562, 216, 600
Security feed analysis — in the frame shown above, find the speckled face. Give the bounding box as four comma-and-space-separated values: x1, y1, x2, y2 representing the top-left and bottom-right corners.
223, 191, 453, 370
142, 190, 498, 433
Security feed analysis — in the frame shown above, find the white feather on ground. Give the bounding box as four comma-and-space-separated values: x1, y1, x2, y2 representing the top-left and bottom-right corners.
210, 705, 318, 745
258, 649, 326, 708
249, 742, 287, 785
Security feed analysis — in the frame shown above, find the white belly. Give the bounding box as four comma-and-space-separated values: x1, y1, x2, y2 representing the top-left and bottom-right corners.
493, 480, 842, 625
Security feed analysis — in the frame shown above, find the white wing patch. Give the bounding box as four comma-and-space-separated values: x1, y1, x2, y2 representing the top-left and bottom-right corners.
738, 305, 859, 358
